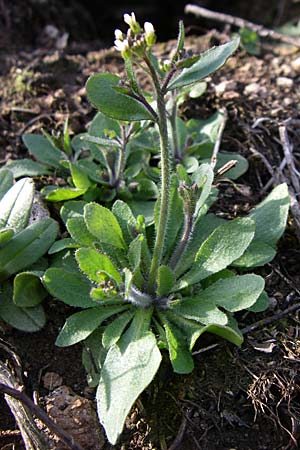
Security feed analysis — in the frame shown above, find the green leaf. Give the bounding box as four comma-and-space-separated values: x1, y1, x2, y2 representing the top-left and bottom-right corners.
48, 238, 78, 254
82, 328, 103, 387
60, 200, 87, 223
0, 228, 14, 246
156, 265, 175, 297
158, 312, 194, 374
128, 235, 143, 272
43, 267, 96, 308
164, 311, 204, 350
5, 159, 52, 178
66, 217, 96, 247
88, 111, 121, 137
22, 134, 67, 169
196, 274, 265, 312
75, 248, 122, 285
171, 297, 228, 326
161, 176, 184, 258
177, 217, 255, 289
96, 331, 161, 444
232, 241, 276, 268
0, 169, 14, 200
102, 309, 134, 349
249, 183, 289, 246
56, 305, 129, 347
84, 203, 126, 249
127, 201, 155, 226
42, 186, 87, 201
168, 39, 240, 90
174, 20, 185, 58
14, 271, 46, 307
0, 218, 58, 281
112, 200, 137, 245
0, 178, 34, 232
201, 316, 244, 346
175, 213, 225, 277
86, 73, 154, 121
69, 163, 92, 190
0, 282, 46, 332
192, 163, 214, 216
247, 291, 269, 312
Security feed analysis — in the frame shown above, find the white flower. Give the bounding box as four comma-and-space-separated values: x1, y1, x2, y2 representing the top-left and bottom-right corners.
144, 22, 154, 36
123, 12, 141, 34
124, 12, 136, 27
144, 22, 156, 47
114, 29, 123, 41
114, 39, 129, 52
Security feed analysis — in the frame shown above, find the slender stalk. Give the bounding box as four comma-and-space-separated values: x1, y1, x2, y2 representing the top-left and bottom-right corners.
169, 92, 181, 161
145, 56, 171, 294
169, 211, 193, 271
114, 124, 128, 187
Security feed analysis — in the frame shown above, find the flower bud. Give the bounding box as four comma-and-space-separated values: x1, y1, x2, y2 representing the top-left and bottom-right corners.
123, 12, 141, 35
114, 29, 123, 41
144, 22, 156, 46
114, 38, 131, 59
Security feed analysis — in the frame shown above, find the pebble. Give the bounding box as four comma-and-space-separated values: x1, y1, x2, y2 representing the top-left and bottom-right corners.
243, 82, 267, 97
291, 56, 300, 71
276, 76, 293, 88
244, 82, 260, 95
214, 80, 237, 95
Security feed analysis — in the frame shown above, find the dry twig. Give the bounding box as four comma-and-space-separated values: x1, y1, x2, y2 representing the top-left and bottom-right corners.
185, 4, 300, 47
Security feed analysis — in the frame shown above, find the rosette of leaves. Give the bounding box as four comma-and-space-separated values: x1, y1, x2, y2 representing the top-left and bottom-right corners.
43, 162, 289, 444
0, 169, 58, 331
6, 115, 159, 206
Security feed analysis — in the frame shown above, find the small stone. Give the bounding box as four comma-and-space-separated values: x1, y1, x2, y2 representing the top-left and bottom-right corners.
283, 98, 293, 107
215, 80, 237, 96
291, 56, 300, 71
245, 82, 261, 94
244, 83, 267, 97
276, 77, 293, 88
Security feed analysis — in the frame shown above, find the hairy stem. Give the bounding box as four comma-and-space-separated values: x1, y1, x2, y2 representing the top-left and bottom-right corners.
169, 212, 193, 271
145, 56, 171, 294
114, 125, 128, 187
169, 92, 181, 161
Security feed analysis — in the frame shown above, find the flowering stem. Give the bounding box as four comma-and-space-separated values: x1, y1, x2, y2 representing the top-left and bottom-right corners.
145, 56, 171, 294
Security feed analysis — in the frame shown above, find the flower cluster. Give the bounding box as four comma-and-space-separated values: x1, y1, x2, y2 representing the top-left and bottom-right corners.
114, 12, 156, 59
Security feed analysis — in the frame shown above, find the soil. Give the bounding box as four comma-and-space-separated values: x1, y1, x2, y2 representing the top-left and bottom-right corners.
1, 2, 300, 450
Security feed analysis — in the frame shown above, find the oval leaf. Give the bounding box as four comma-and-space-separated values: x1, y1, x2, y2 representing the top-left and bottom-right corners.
0, 218, 58, 281
0, 178, 34, 232
75, 248, 122, 285
84, 203, 125, 249
14, 271, 47, 307
168, 39, 240, 90
97, 331, 161, 444
0, 282, 45, 332
43, 267, 96, 308
177, 217, 255, 289
86, 73, 154, 121
56, 305, 129, 347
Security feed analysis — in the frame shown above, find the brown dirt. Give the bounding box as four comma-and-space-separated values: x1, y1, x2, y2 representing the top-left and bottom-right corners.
1, 14, 300, 450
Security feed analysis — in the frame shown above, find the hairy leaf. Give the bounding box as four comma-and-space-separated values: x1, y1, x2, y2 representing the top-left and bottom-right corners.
56, 305, 129, 347
86, 73, 155, 121
96, 331, 161, 444
0, 178, 34, 232
84, 203, 126, 249
168, 39, 240, 90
